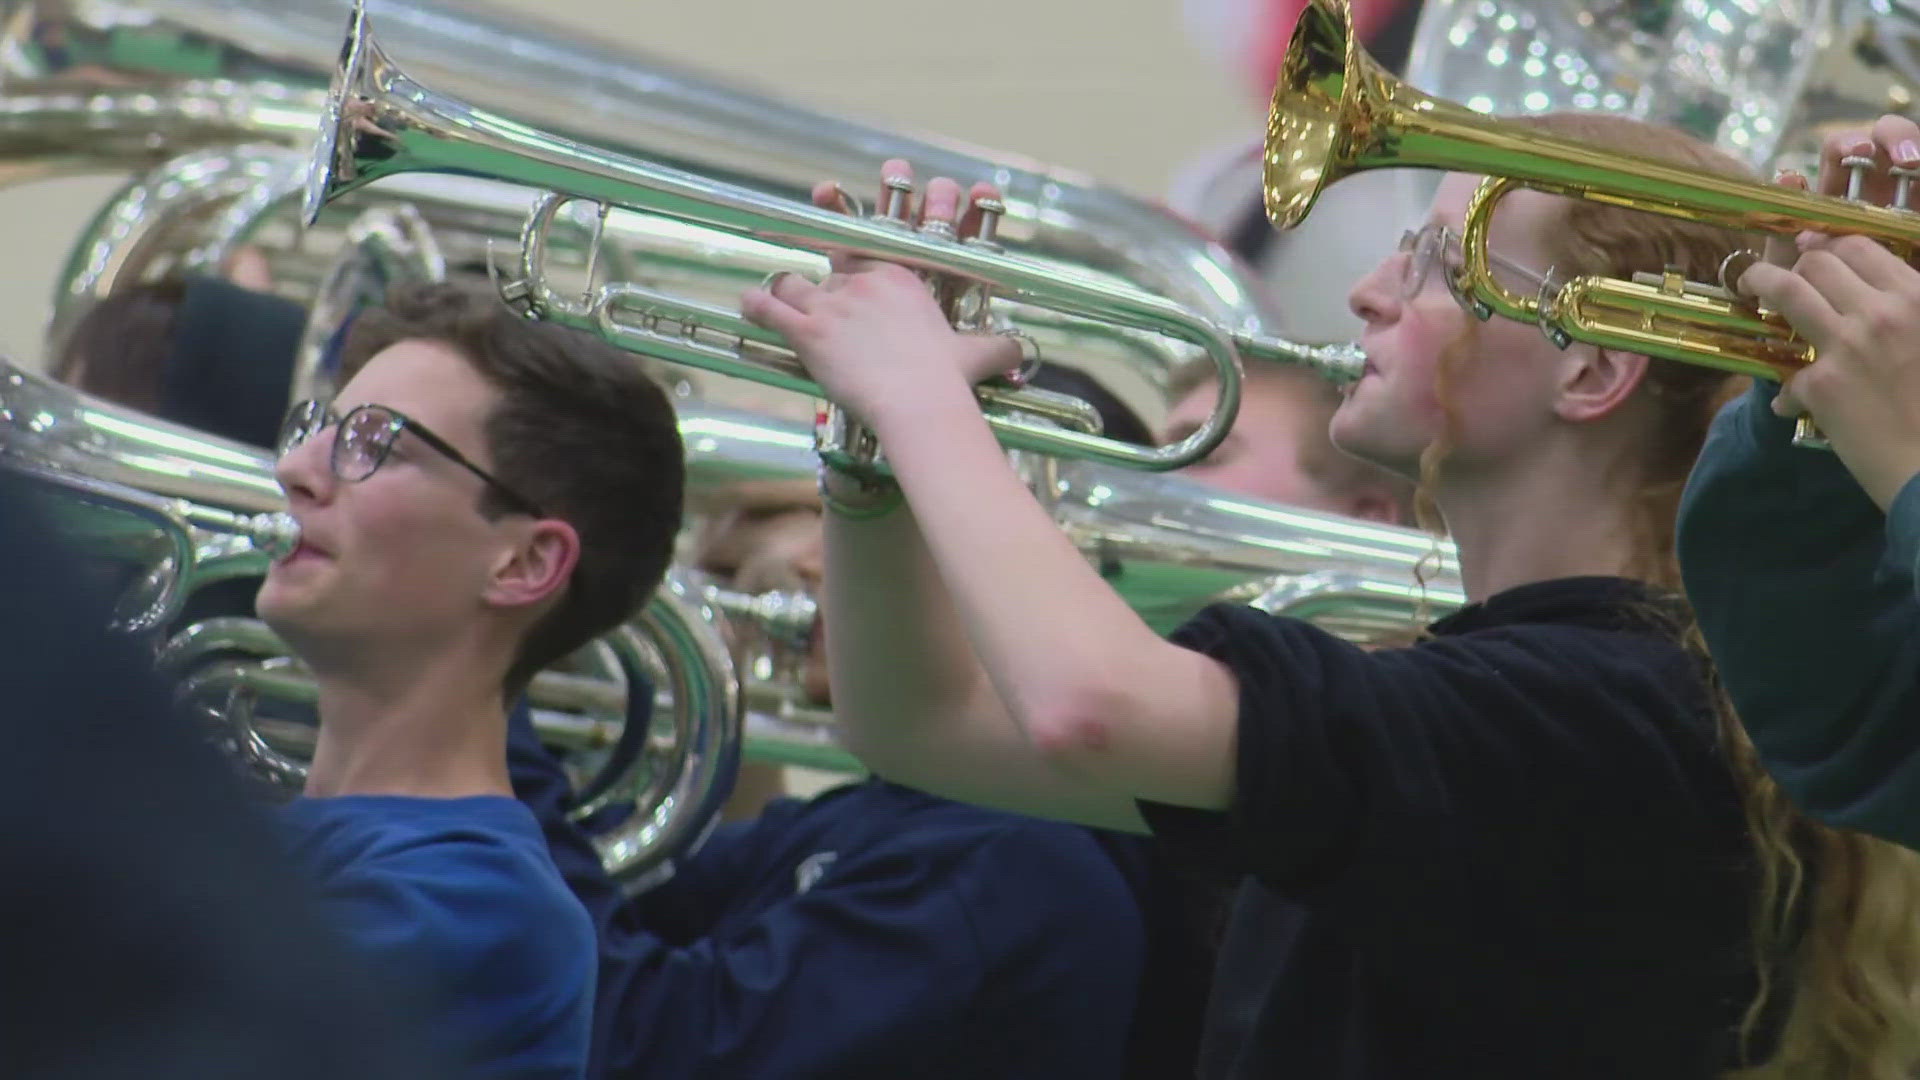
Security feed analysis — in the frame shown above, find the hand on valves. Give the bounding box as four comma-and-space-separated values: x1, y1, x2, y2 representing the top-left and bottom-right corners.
739, 159, 1026, 435
1737, 114, 1920, 509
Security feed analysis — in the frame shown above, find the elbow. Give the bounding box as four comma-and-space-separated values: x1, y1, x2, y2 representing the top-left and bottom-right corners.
1020, 683, 1130, 770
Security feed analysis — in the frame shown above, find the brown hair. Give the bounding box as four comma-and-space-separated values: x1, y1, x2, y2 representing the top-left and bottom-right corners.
1418, 112, 1920, 1078
337, 281, 685, 699
51, 280, 187, 414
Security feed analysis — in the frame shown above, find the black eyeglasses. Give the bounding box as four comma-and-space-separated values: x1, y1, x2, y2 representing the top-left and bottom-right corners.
276, 399, 545, 518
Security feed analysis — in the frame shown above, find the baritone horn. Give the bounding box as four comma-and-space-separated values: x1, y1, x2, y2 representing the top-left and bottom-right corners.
303, 1, 1376, 473
1268, 0, 1920, 400
0, 360, 739, 884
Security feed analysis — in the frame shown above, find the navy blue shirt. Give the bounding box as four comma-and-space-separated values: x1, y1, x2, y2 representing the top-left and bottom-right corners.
508, 711, 1148, 1079
281, 795, 597, 1080
1139, 579, 1758, 1078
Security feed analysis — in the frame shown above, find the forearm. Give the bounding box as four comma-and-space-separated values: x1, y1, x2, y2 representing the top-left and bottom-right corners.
866, 381, 1235, 812
742, 257, 1235, 818
824, 484, 1150, 829
821, 497, 1001, 772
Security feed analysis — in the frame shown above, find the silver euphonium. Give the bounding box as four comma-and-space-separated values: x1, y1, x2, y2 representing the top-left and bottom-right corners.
0, 358, 297, 633
0, 360, 742, 883
150, 574, 744, 887
38, 152, 857, 779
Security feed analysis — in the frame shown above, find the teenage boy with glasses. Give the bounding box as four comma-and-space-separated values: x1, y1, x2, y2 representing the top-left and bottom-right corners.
264, 281, 685, 1080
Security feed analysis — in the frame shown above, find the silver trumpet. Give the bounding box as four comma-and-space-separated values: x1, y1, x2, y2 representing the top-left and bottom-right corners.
5, 0, 1325, 338
0, 360, 743, 883
49, 145, 1234, 438
11, 0, 1443, 788
23, 0, 1367, 465
297, 1, 1376, 472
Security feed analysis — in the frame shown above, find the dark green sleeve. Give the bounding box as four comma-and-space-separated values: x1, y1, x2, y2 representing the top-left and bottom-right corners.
1677, 381, 1920, 849
1889, 471, 1920, 601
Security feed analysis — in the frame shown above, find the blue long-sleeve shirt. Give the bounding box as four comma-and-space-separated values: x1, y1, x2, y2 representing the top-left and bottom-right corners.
507, 708, 1149, 1079
280, 795, 597, 1079
1677, 380, 1920, 848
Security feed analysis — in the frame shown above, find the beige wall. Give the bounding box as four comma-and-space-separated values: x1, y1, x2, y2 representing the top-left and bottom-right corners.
0, 0, 1255, 368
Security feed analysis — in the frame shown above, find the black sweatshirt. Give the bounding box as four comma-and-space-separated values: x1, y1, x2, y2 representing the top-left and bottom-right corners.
1139, 577, 1758, 1079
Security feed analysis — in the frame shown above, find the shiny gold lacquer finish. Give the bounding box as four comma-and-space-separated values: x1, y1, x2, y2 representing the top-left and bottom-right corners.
1265, 0, 1920, 385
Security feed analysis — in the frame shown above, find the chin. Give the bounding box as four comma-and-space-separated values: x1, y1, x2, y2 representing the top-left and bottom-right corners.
253, 575, 320, 637
1329, 400, 1383, 460
252, 578, 290, 623
1330, 412, 1422, 482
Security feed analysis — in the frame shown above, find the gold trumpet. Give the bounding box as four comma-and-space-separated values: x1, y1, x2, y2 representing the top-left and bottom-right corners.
1267, 0, 1920, 418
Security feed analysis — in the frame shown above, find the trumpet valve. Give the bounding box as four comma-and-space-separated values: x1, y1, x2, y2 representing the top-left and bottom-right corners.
968, 195, 1006, 250
1891, 164, 1920, 211
878, 175, 915, 225
1842, 154, 1876, 203
1717, 249, 1760, 298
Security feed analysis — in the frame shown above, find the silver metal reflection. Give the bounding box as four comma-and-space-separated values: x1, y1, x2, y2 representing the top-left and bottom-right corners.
1405, 0, 1834, 171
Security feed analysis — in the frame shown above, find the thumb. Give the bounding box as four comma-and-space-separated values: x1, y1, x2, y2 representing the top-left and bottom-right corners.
1770, 376, 1806, 418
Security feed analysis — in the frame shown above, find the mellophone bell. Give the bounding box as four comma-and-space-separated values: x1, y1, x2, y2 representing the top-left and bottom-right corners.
5, 0, 1920, 1075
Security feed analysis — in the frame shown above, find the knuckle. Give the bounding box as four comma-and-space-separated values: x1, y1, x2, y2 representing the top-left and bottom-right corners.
1791, 248, 1834, 276
1864, 298, 1911, 337
1832, 321, 1877, 359
1833, 234, 1877, 258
